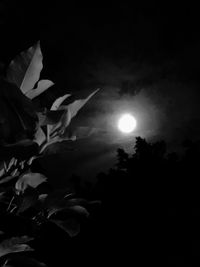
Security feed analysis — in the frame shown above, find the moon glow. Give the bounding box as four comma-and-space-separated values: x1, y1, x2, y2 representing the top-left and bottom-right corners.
118, 114, 137, 133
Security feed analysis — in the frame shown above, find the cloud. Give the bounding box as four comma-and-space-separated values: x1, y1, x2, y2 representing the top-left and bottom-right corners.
77, 55, 200, 146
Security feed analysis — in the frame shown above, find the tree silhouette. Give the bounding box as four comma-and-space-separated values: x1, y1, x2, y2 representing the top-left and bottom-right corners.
92, 136, 200, 265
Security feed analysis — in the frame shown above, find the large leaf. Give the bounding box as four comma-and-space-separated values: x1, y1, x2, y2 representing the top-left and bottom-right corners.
15, 172, 47, 194
43, 194, 89, 219
25, 79, 54, 99
61, 88, 100, 118
0, 236, 34, 258
7, 41, 43, 94
50, 218, 80, 237
48, 88, 100, 140
48, 205, 89, 220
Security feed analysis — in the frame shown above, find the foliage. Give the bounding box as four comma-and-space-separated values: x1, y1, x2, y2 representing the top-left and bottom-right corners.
0, 42, 100, 266
1, 41, 99, 150
0, 176, 95, 265
0, 236, 34, 258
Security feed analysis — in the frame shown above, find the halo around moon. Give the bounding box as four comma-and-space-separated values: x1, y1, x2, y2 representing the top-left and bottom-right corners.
118, 113, 137, 133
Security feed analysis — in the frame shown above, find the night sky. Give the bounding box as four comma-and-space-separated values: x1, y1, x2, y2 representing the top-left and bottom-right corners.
1, 2, 200, 184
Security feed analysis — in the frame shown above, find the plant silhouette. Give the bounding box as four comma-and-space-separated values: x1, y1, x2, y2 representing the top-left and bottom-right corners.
91, 136, 200, 264
0, 42, 100, 267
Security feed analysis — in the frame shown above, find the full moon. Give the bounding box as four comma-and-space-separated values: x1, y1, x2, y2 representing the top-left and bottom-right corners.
118, 113, 137, 133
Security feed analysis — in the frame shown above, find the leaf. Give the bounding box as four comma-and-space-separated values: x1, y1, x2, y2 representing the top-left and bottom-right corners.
49, 205, 89, 220
25, 79, 54, 99
38, 194, 48, 202
7, 158, 16, 172
15, 173, 47, 194
61, 88, 100, 118
0, 175, 18, 185
41, 190, 74, 216
49, 108, 71, 138
45, 112, 72, 143
3, 257, 47, 267
0, 161, 7, 173
41, 126, 99, 154
0, 165, 5, 177
19, 160, 25, 170
1, 259, 9, 267
16, 188, 39, 214
48, 88, 100, 140
10, 169, 19, 177
0, 236, 34, 258
27, 156, 38, 166
50, 218, 80, 237
38, 110, 65, 126
70, 205, 89, 216
42, 189, 73, 208
26, 155, 43, 166
47, 93, 71, 141
33, 127, 46, 146
50, 94, 71, 111
7, 41, 43, 94
39, 133, 76, 154
46, 194, 89, 219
